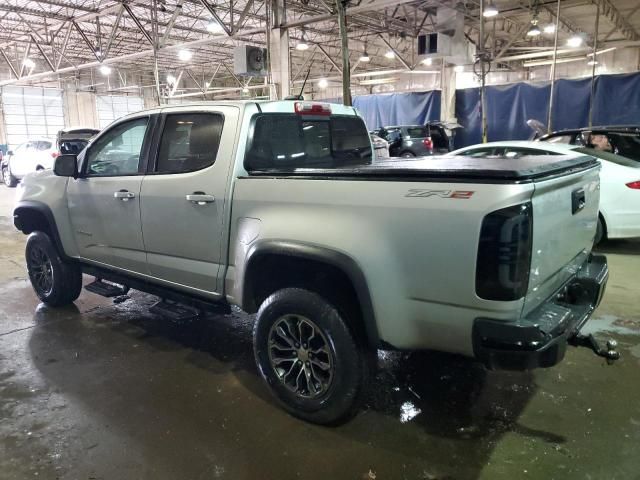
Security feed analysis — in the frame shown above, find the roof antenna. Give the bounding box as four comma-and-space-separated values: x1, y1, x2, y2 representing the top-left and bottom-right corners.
284, 66, 311, 101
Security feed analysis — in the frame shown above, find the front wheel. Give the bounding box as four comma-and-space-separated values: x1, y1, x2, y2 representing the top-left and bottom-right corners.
2, 165, 17, 187
25, 232, 82, 307
253, 288, 367, 424
400, 151, 416, 158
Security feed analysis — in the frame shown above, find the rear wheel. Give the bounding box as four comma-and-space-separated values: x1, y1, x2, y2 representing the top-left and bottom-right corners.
400, 151, 416, 158
253, 288, 367, 424
25, 232, 82, 306
2, 165, 17, 187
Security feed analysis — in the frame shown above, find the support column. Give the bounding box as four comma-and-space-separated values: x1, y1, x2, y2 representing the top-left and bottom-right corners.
440, 64, 456, 124
269, 0, 290, 99
335, 0, 352, 106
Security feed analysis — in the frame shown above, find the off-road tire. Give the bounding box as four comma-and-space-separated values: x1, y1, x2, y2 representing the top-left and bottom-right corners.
25, 231, 82, 307
253, 288, 368, 425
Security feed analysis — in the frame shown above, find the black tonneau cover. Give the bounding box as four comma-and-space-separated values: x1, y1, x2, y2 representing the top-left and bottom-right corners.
247, 154, 598, 183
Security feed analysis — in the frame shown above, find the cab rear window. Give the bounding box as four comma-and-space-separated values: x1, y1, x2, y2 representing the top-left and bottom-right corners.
245, 114, 372, 171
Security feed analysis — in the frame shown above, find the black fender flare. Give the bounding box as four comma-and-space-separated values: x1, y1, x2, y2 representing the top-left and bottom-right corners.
242, 240, 380, 348
13, 200, 70, 261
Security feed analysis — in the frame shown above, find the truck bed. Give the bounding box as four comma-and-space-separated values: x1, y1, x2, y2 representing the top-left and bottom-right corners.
246, 154, 598, 182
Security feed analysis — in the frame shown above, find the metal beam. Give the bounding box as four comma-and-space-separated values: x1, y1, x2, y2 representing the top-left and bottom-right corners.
590, 0, 638, 41
123, 4, 154, 46
198, 0, 233, 36
316, 44, 342, 73
32, 36, 56, 71
103, 5, 124, 60
160, 0, 184, 47
234, 0, 255, 33
378, 34, 411, 70
0, 49, 19, 79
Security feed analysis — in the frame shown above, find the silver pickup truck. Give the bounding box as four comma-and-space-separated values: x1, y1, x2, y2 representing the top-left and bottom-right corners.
13, 100, 609, 424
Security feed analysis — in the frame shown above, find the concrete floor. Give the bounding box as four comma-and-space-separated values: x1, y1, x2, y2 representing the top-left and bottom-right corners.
1, 186, 639, 480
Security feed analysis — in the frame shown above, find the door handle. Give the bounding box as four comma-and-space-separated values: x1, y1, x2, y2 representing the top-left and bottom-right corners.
186, 193, 215, 205
114, 190, 135, 201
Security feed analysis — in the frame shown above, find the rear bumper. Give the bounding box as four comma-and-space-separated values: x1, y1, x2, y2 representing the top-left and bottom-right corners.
473, 253, 608, 371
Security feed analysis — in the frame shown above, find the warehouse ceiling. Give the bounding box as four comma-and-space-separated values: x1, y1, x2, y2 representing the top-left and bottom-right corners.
0, 0, 639, 98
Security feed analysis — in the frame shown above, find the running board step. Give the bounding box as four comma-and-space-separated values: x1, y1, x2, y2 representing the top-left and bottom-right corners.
85, 279, 129, 298
149, 301, 200, 322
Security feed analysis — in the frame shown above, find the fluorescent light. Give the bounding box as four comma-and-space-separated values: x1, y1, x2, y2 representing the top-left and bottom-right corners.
207, 20, 224, 33
318, 78, 328, 88
296, 42, 309, 51
422, 57, 433, 66
587, 60, 598, 66
99, 65, 112, 75
359, 77, 398, 86
178, 49, 193, 61
523, 56, 584, 67
384, 50, 395, 59
205, 81, 210, 88
527, 23, 541, 37
567, 35, 583, 47
359, 53, 370, 62
166, 75, 177, 84
483, 3, 499, 17
543, 24, 555, 34
23, 58, 35, 69
454, 65, 465, 73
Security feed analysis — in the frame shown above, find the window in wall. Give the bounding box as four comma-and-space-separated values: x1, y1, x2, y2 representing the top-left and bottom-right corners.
96, 95, 145, 129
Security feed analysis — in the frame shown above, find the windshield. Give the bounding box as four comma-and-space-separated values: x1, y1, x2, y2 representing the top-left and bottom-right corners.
573, 147, 640, 168
245, 114, 372, 171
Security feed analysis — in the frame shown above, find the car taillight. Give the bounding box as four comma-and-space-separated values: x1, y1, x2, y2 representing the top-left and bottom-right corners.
476, 203, 533, 301
51, 151, 59, 158
626, 180, 640, 189
423, 137, 433, 149
294, 102, 331, 116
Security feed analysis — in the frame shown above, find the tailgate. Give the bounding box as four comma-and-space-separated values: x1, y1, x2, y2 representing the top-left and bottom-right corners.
522, 164, 601, 316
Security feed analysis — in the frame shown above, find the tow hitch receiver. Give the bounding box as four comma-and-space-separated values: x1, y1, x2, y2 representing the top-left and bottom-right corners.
569, 334, 620, 364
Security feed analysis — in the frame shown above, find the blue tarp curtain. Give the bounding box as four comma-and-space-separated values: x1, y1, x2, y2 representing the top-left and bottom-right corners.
455, 72, 640, 148
319, 72, 640, 148
319, 92, 442, 130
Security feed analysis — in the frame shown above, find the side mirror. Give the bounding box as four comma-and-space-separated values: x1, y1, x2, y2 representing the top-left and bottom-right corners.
7, 150, 13, 156
53, 154, 78, 178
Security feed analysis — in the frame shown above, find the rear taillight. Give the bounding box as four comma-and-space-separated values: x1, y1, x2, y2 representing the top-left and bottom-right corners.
294, 102, 331, 116
476, 203, 533, 301
51, 151, 59, 158
626, 180, 640, 189
423, 137, 433, 149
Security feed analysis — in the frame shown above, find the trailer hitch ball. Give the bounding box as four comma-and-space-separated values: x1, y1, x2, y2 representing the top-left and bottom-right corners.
607, 339, 618, 350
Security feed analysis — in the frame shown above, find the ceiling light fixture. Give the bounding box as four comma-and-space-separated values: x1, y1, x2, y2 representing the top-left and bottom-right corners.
543, 24, 555, 34
318, 78, 328, 88
166, 74, 177, 85
242, 87, 250, 93
359, 52, 371, 62
207, 20, 224, 33
178, 49, 193, 61
384, 50, 395, 59
22, 58, 35, 69
454, 65, 465, 73
527, 18, 541, 37
483, 2, 499, 17
567, 35, 584, 47
296, 41, 310, 51
587, 60, 598, 66
422, 57, 433, 66
99, 65, 112, 75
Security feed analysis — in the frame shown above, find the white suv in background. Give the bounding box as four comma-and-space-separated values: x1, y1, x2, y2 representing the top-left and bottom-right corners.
2, 138, 58, 187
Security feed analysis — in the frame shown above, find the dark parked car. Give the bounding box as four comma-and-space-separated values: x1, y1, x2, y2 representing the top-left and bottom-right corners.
57, 127, 100, 155
530, 124, 640, 163
372, 123, 450, 158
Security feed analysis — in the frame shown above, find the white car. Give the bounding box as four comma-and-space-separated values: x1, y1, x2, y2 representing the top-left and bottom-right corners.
2, 138, 58, 187
449, 141, 640, 243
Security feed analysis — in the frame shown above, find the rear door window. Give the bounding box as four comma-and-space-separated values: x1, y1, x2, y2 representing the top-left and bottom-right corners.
245, 114, 372, 171
406, 127, 428, 138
